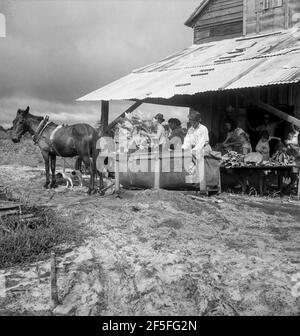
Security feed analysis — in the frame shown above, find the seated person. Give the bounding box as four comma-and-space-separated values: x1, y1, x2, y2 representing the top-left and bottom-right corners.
168, 118, 185, 150
285, 124, 299, 147
284, 124, 300, 158
222, 119, 249, 154
255, 130, 281, 161
222, 120, 235, 147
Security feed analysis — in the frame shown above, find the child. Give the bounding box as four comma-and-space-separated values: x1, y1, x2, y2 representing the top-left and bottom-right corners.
239, 132, 252, 155
285, 124, 299, 148
285, 124, 300, 158
255, 130, 281, 161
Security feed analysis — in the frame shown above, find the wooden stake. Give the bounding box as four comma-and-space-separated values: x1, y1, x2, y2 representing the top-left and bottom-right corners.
297, 170, 300, 201
115, 143, 120, 197
50, 251, 58, 309
198, 150, 206, 192
243, 0, 247, 36
154, 151, 160, 190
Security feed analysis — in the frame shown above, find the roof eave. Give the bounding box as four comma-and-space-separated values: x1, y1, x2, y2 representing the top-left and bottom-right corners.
184, 0, 211, 28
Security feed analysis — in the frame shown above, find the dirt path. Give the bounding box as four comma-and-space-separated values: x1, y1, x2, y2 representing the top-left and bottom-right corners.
0, 165, 299, 316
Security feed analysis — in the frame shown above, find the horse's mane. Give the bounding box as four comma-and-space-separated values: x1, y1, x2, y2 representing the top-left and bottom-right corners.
48, 121, 57, 127
28, 113, 43, 122
27, 114, 57, 127
12, 112, 43, 126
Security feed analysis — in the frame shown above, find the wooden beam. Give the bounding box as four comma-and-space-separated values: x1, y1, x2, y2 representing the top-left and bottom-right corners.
115, 150, 120, 197
248, 98, 300, 128
255, 0, 260, 34
50, 251, 58, 309
106, 100, 143, 133
100, 100, 109, 134
153, 152, 160, 190
243, 0, 247, 35
284, 0, 289, 30
298, 170, 300, 200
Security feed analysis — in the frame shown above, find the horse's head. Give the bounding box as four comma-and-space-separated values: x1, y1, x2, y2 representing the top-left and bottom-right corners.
11, 106, 30, 143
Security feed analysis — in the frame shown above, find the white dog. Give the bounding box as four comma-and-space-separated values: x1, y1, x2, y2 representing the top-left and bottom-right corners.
56, 170, 83, 188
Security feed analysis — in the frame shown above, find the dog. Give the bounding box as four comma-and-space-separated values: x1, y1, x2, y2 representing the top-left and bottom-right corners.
56, 170, 83, 188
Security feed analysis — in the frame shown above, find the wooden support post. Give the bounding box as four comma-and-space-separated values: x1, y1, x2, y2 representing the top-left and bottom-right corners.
255, 0, 260, 34
294, 85, 300, 120
100, 100, 109, 135
50, 251, 58, 309
243, 0, 247, 36
297, 170, 300, 201
154, 152, 160, 190
198, 150, 206, 192
115, 148, 120, 197
284, 0, 290, 30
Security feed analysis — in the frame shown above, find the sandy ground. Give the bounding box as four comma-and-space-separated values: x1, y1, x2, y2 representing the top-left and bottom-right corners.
0, 139, 300, 316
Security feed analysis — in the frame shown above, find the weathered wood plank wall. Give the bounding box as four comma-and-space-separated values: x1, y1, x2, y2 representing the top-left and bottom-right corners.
193, 0, 244, 44
293, 84, 300, 120
245, 0, 300, 35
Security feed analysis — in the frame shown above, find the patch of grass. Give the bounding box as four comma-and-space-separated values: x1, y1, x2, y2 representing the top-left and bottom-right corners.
0, 206, 83, 268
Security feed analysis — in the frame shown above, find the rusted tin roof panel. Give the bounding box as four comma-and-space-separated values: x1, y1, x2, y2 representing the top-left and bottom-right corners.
77, 28, 300, 102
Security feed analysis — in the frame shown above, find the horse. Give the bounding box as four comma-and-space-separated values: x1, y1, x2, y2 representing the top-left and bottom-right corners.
11, 106, 101, 194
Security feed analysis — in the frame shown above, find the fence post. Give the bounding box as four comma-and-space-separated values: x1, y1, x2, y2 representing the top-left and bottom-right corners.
50, 251, 58, 309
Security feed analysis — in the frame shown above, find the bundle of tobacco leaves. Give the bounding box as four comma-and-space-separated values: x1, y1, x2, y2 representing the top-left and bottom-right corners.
221, 150, 297, 169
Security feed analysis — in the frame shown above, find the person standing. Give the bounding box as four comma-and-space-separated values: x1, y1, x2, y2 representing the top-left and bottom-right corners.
182, 109, 210, 190
140, 113, 168, 150
182, 109, 210, 156
168, 118, 185, 150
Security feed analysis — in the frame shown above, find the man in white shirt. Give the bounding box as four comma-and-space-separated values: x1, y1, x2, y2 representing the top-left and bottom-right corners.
182, 109, 210, 190
182, 109, 210, 158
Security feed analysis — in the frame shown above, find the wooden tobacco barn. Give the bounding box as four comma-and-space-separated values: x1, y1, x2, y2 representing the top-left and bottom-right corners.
78, 0, 300, 195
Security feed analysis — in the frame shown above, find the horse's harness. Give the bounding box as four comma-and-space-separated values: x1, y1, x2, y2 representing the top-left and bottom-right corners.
32, 116, 62, 152
32, 116, 76, 171
33, 115, 51, 145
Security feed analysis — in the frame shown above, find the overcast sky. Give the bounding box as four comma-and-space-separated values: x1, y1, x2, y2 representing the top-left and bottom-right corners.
0, 0, 199, 128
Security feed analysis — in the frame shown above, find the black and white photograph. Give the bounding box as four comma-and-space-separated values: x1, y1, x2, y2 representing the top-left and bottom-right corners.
0, 0, 300, 319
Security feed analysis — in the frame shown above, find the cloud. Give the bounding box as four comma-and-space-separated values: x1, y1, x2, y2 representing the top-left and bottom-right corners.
0, 95, 188, 130
0, 0, 198, 126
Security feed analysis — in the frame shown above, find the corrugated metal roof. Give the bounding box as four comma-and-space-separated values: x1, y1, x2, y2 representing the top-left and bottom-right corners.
78, 28, 300, 102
